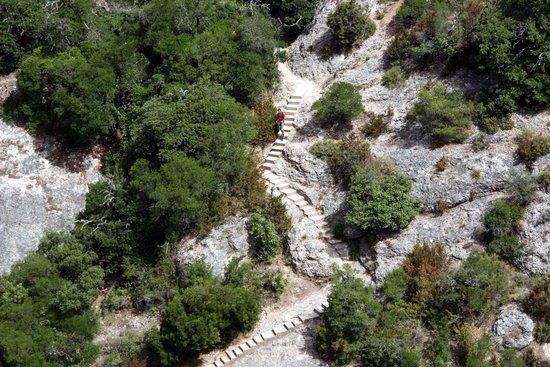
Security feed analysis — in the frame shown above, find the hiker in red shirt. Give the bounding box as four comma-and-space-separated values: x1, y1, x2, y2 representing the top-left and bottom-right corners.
276, 109, 286, 139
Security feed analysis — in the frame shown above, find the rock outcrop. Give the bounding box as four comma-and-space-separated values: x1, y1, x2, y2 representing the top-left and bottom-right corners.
492, 304, 535, 350
518, 192, 550, 276
372, 194, 496, 282
177, 215, 251, 277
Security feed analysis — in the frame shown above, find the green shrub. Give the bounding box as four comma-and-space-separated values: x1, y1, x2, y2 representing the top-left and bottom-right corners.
252, 95, 278, 146
310, 137, 372, 184
479, 115, 514, 134
362, 112, 390, 137
382, 66, 407, 88
537, 167, 550, 192
484, 199, 523, 238
472, 133, 491, 151
456, 326, 493, 367
157, 263, 261, 364
6, 48, 116, 144
516, 130, 550, 167
396, 0, 427, 24
346, 168, 421, 232
382, 267, 408, 304
408, 83, 474, 145
316, 268, 382, 365
454, 253, 510, 316
263, 0, 319, 36
312, 82, 365, 123
509, 172, 537, 206
102, 288, 132, 312
486, 234, 522, 263
249, 211, 283, 263
261, 270, 287, 300
500, 349, 527, 367
327, 0, 375, 48
523, 276, 549, 343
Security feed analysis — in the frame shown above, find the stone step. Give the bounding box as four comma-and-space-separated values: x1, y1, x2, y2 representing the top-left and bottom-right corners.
288, 193, 303, 201
265, 156, 278, 163
267, 150, 282, 157
294, 199, 308, 207
289, 95, 302, 100
280, 187, 296, 195
309, 214, 324, 222
287, 99, 300, 105
271, 145, 285, 152
263, 162, 274, 169
285, 106, 299, 111
276, 181, 290, 189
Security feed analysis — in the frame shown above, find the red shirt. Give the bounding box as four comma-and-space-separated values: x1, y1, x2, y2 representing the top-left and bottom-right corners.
277, 111, 285, 122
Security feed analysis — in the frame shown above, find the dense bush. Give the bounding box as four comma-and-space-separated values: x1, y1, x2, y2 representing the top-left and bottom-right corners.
484, 199, 523, 237
390, 0, 550, 113
516, 130, 550, 168
382, 65, 407, 88
453, 253, 510, 316
260, 0, 319, 36
362, 112, 390, 137
154, 261, 261, 364
312, 82, 365, 124
316, 268, 381, 365
0, 0, 93, 71
0, 232, 102, 366
486, 234, 522, 263
509, 172, 538, 206
252, 95, 278, 146
327, 0, 376, 48
5, 48, 116, 143
249, 211, 283, 263
310, 137, 371, 184
346, 167, 421, 232
408, 83, 474, 145
524, 278, 549, 343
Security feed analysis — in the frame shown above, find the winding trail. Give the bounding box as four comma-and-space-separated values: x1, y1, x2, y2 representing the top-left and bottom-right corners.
204, 63, 358, 367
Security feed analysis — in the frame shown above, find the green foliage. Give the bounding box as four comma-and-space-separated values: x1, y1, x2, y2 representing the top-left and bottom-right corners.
500, 349, 527, 367
486, 235, 522, 263
472, 133, 491, 151
516, 130, 550, 168
383, 65, 407, 88
396, 0, 427, 23
0, 0, 93, 71
102, 288, 132, 312
454, 253, 510, 316
479, 114, 514, 134
0, 232, 101, 366
156, 261, 261, 364
509, 172, 538, 206
408, 83, 474, 145
224, 258, 286, 300
484, 199, 524, 238
316, 267, 382, 365
346, 167, 421, 232
252, 95, 278, 146
524, 278, 549, 343
249, 211, 283, 263
310, 137, 371, 184
456, 326, 493, 367
362, 112, 390, 138
312, 82, 365, 124
6, 48, 116, 143
327, 0, 376, 48
263, 0, 319, 35
388, 0, 550, 113
382, 267, 409, 304
130, 154, 221, 240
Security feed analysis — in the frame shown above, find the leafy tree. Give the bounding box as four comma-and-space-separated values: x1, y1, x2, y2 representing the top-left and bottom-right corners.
346, 168, 421, 232
316, 267, 382, 365
261, 0, 319, 36
408, 83, 474, 145
6, 48, 116, 144
312, 82, 365, 123
327, 0, 376, 48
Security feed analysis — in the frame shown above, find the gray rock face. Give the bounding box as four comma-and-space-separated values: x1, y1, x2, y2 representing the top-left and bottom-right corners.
177, 215, 251, 277
0, 119, 101, 274
492, 304, 535, 350
288, 217, 340, 278
372, 194, 497, 282
518, 192, 550, 276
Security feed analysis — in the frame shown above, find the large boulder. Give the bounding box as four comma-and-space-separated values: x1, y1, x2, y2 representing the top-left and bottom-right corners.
288, 217, 341, 278
492, 304, 535, 350
177, 215, 251, 277
518, 192, 550, 276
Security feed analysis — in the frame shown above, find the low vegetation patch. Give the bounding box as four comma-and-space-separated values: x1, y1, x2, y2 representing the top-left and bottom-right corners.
516, 130, 550, 168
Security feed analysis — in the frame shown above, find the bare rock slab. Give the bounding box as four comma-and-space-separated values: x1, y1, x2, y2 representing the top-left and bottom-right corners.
492, 304, 534, 350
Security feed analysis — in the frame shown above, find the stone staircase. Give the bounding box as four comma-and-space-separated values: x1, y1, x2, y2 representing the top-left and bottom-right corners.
205, 93, 354, 367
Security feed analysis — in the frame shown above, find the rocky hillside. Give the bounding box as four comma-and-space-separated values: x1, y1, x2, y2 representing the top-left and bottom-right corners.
0, 76, 101, 274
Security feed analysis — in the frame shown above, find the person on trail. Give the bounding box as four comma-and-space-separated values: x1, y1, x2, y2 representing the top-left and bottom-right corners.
276, 109, 286, 139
